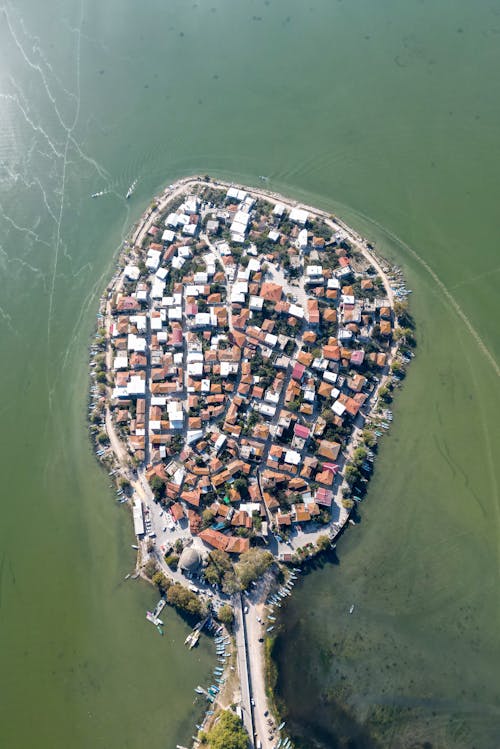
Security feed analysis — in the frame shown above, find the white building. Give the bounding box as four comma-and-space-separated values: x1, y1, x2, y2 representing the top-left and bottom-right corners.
146, 249, 162, 271
297, 228, 308, 250
161, 229, 176, 244
127, 375, 146, 397
123, 264, 140, 281
133, 498, 145, 537
289, 207, 308, 225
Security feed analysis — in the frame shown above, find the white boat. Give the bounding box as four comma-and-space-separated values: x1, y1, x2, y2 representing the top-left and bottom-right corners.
349, 604, 355, 614
126, 179, 137, 199
91, 190, 105, 198
195, 686, 204, 694
131, 544, 139, 550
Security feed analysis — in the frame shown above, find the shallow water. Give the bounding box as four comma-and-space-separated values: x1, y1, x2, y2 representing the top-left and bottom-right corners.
0, 0, 498, 747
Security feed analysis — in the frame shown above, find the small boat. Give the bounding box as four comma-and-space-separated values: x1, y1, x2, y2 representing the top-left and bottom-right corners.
195, 686, 204, 694
349, 604, 355, 614
124, 573, 131, 580
259, 175, 269, 182
131, 544, 139, 550
91, 190, 106, 198
278, 721, 286, 730
156, 624, 164, 635
126, 179, 137, 199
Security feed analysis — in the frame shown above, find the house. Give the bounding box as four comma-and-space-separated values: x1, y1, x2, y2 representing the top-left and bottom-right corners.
289, 207, 308, 225
317, 440, 341, 461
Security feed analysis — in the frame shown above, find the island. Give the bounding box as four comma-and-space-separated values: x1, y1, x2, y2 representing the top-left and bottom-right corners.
89, 176, 414, 749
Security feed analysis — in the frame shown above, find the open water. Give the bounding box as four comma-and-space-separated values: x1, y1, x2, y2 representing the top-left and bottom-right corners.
0, 1, 498, 747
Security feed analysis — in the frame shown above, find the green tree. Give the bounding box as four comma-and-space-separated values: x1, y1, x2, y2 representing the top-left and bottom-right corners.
206, 710, 248, 749
217, 604, 234, 626
317, 535, 331, 551
202, 508, 216, 529
378, 385, 393, 404
234, 548, 273, 589
149, 474, 166, 501
362, 430, 376, 448
164, 554, 179, 570
167, 583, 203, 617
97, 431, 109, 445
152, 571, 171, 594
119, 477, 131, 493
144, 560, 157, 579
345, 464, 360, 487
204, 549, 232, 587
222, 570, 241, 596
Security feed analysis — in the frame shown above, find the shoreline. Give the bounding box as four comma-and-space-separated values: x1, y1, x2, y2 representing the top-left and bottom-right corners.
88, 175, 414, 748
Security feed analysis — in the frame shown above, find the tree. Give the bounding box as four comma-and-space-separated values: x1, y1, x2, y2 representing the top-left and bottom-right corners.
234, 548, 273, 589
97, 431, 109, 445
345, 464, 360, 487
119, 477, 131, 493
149, 475, 166, 501
217, 604, 234, 626
362, 430, 376, 448
164, 554, 179, 570
378, 385, 393, 404
222, 570, 241, 596
152, 571, 171, 594
204, 549, 233, 587
202, 508, 216, 529
206, 710, 248, 749
167, 583, 203, 617
144, 560, 157, 579
394, 300, 414, 329
317, 535, 331, 551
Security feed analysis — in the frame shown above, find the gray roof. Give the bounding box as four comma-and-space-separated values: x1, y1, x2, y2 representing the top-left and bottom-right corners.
179, 546, 201, 572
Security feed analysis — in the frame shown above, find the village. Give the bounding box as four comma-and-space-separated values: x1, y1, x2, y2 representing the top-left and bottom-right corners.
96, 178, 410, 565
90, 177, 414, 749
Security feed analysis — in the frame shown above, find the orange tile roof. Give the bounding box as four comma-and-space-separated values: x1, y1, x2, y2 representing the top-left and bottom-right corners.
260, 282, 283, 303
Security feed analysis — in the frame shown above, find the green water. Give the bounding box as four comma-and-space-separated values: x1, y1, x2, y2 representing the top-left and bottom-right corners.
0, 0, 498, 747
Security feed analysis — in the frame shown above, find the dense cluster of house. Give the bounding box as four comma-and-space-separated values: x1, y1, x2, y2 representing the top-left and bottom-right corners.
107, 184, 393, 554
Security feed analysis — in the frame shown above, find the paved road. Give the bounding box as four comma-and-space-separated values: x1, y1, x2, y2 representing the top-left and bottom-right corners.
245, 599, 275, 749
234, 593, 255, 745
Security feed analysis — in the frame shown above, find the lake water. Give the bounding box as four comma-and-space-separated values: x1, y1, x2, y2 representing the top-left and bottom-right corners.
0, 0, 498, 747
